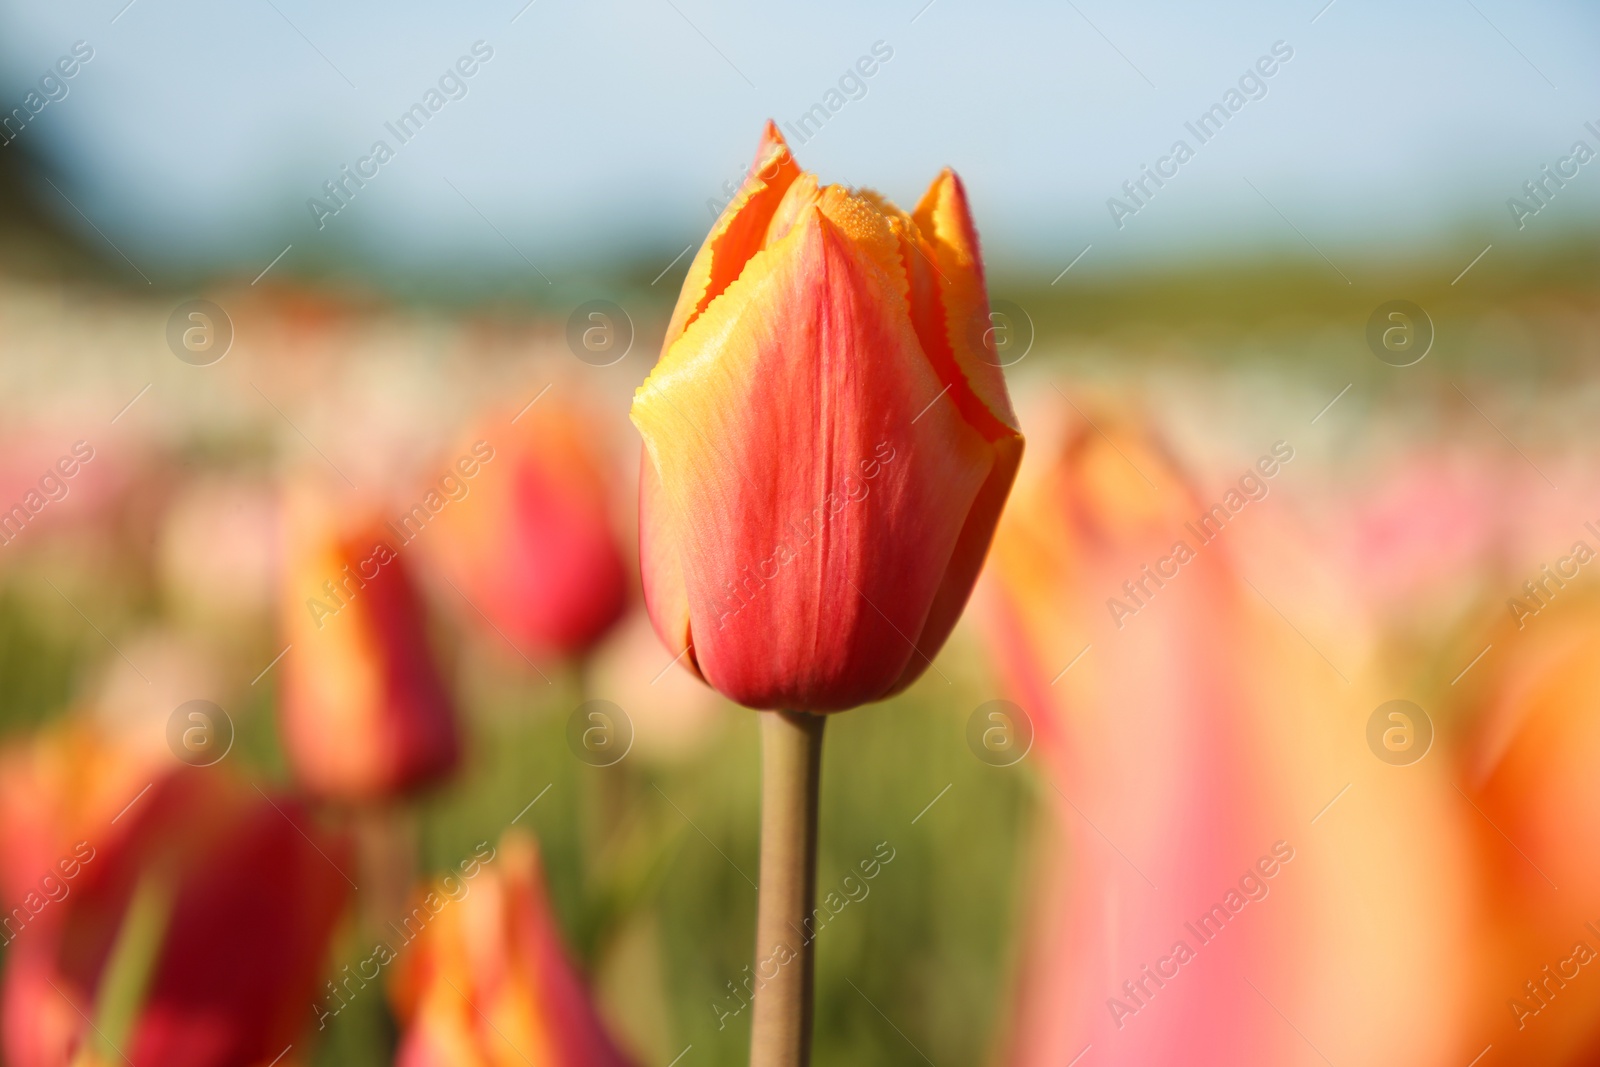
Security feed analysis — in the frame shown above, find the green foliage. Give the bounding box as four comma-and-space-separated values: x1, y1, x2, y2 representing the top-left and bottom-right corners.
0, 586, 89, 739
305, 662, 1036, 1067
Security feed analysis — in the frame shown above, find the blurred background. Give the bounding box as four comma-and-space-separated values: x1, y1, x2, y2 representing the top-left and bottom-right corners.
1, 1, 1598, 1065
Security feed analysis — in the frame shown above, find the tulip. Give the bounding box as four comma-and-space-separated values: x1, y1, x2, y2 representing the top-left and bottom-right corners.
280, 490, 460, 802
980, 404, 1476, 1066
0, 720, 156, 913
633, 121, 1022, 1066
632, 120, 1023, 713
389, 830, 636, 1067
1456, 582, 1600, 1063
1, 767, 350, 1067
427, 406, 629, 660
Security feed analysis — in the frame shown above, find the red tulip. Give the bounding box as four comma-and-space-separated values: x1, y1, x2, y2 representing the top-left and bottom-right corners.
426, 408, 629, 659
281, 490, 459, 801
389, 830, 636, 1067
1, 767, 350, 1067
632, 121, 1023, 712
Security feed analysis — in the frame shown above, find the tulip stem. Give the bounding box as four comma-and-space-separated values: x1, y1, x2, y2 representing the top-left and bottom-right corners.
750, 709, 826, 1067
354, 803, 416, 943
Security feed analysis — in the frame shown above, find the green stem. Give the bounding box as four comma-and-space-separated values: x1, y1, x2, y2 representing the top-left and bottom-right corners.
749, 709, 826, 1067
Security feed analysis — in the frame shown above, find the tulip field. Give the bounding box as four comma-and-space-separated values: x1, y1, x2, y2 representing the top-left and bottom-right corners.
1, 3, 1599, 1056
1, 199, 1598, 1065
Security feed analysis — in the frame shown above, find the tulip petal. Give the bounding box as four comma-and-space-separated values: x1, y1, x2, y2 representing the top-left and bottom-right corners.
769, 182, 909, 303
634, 207, 993, 710
763, 171, 820, 248
638, 448, 699, 678
392, 831, 635, 1067
660, 121, 800, 355
911, 169, 1020, 437
875, 171, 1022, 690
889, 432, 1021, 694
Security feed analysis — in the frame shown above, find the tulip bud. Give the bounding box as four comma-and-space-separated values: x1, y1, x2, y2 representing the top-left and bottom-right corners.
1, 768, 350, 1067
632, 122, 1024, 712
280, 490, 459, 802
389, 829, 636, 1066
427, 406, 629, 659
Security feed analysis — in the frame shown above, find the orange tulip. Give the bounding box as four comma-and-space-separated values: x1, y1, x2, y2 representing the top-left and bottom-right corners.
1, 766, 350, 1067
427, 407, 629, 659
281, 491, 460, 801
1457, 582, 1600, 1063
632, 121, 1023, 712
389, 830, 636, 1067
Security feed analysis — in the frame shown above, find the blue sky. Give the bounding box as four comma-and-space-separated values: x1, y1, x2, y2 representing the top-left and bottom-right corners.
2, 0, 1597, 279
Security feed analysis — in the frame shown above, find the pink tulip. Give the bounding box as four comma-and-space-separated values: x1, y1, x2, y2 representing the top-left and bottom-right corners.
982, 404, 1476, 1066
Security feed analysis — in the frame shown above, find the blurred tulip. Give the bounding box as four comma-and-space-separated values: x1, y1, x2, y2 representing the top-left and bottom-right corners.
632, 121, 1023, 712
981, 403, 1476, 1066
1, 767, 350, 1067
0, 720, 156, 911
281, 490, 459, 802
1456, 582, 1600, 1064
389, 830, 636, 1067
428, 406, 629, 659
